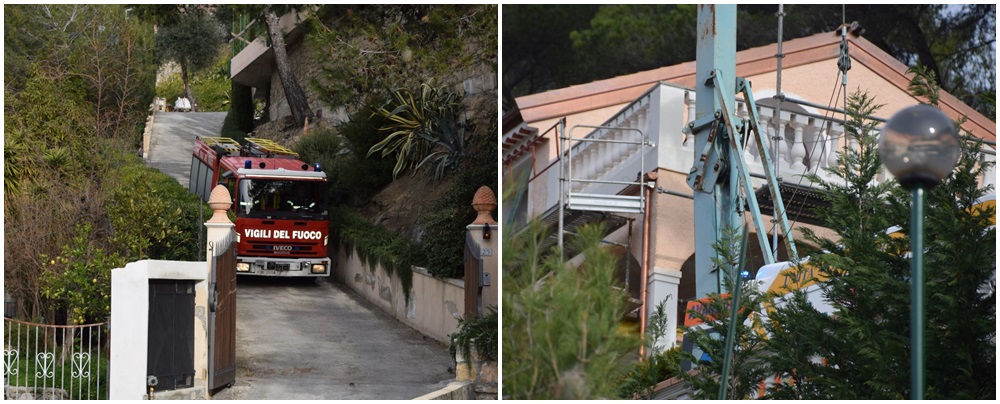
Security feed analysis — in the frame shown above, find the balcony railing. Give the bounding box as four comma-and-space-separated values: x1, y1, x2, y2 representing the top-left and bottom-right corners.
520, 83, 996, 221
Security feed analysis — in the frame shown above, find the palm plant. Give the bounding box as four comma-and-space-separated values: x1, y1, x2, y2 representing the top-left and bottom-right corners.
369, 83, 469, 179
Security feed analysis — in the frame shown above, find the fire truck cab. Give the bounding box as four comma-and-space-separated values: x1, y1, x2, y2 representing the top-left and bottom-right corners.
190, 136, 331, 277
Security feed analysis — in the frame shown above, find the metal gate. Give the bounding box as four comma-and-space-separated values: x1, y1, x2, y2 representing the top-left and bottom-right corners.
3, 318, 109, 400
148, 280, 196, 391
208, 237, 237, 391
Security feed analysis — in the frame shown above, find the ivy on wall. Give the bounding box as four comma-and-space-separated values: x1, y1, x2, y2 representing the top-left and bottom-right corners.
332, 206, 424, 302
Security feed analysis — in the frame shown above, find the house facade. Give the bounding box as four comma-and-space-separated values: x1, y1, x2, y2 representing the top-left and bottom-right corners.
503, 28, 996, 351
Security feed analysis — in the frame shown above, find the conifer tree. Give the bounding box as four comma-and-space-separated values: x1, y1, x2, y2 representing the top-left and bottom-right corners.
759, 71, 996, 399
674, 71, 994, 399
502, 222, 641, 399
674, 228, 770, 399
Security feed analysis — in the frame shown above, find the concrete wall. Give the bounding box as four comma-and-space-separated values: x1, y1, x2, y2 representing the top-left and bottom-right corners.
109, 260, 209, 400
333, 248, 465, 345
330, 246, 465, 344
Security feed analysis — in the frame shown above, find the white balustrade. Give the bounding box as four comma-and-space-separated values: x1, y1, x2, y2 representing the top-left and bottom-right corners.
827, 122, 845, 169
981, 149, 996, 190
788, 114, 809, 171
533, 84, 993, 220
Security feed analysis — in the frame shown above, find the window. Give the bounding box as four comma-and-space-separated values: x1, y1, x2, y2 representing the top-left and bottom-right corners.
237, 179, 328, 220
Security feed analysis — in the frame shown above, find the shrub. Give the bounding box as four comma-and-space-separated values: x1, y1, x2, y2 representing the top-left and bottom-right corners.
450, 308, 498, 364
104, 154, 205, 261
333, 206, 423, 301
370, 83, 467, 179
420, 131, 498, 278
40, 224, 125, 324
294, 107, 397, 201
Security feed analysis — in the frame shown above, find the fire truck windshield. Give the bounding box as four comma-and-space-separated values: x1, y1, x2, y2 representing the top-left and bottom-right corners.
238, 179, 328, 220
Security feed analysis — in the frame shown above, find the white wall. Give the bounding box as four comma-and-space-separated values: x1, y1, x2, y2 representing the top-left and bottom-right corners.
109, 260, 208, 400
333, 248, 465, 344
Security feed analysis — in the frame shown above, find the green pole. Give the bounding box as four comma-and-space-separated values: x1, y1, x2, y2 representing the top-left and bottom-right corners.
718, 271, 743, 400
910, 185, 925, 400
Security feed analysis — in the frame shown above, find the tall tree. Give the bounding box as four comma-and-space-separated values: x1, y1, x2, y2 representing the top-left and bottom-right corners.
226, 5, 314, 127
262, 7, 314, 127
682, 76, 995, 399
152, 9, 224, 111
501, 5, 599, 110
503, 5, 996, 119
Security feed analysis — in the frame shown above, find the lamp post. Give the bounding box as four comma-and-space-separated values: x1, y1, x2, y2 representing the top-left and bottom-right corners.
878, 104, 959, 400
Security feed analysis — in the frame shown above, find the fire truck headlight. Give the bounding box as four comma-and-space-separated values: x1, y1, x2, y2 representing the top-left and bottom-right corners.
311, 264, 327, 274
236, 262, 250, 272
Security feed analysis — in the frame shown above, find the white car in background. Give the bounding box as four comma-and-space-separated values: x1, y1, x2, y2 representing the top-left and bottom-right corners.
174, 97, 192, 112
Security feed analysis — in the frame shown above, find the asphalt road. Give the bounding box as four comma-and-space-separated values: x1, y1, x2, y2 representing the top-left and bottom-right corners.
213, 277, 454, 400
146, 111, 227, 185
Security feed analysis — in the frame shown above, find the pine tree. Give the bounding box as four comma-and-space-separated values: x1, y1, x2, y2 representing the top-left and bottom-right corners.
676, 71, 995, 399
674, 228, 770, 399
502, 221, 641, 399
758, 72, 996, 398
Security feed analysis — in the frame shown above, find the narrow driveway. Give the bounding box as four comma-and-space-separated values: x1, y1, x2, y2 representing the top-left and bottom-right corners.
146, 111, 227, 185
147, 110, 454, 399
214, 277, 454, 400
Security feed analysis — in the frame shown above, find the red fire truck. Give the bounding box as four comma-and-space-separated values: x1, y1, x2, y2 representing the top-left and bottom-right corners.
190, 136, 331, 277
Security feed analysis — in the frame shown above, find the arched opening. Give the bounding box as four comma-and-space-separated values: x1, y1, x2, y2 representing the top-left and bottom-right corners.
677, 233, 791, 324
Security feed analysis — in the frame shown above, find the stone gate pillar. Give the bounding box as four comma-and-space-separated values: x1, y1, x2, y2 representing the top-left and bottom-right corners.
465, 186, 498, 316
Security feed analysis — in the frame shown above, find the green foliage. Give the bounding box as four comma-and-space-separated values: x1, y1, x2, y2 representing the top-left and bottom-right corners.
420, 132, 498, 278
570, 5, 697, 86
736, 77, 995, 399
156, 49, 231, 111
419, 207, 465, 278
450, 308, 499, 364
615, 299, 682, 399
773, 91, 910, 399
294, 109, 397, 200
310, 5, 497, 111
907, 65, 942, 106
503, 222, 641, 399
504, 5, 995, 118
154, 9, 226, 107
370, 83, 467, 179
40, 224, 124, 324
154, 10, 224, 72
677, 228, 770, 400
501, 4, 601, 108
333, 207, 421, 301
3, 128, 37, 199
220, 107, 248, 144
105, 154, 204, 261
5, 5, 158, 321
3, 348, 109, 400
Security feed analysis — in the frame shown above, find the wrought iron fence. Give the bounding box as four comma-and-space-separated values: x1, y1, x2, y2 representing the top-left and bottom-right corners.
3, 318, 109, 400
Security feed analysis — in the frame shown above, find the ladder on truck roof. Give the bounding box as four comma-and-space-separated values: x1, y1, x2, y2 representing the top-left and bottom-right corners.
244, 137, 299, 158
200, 136, 242, 155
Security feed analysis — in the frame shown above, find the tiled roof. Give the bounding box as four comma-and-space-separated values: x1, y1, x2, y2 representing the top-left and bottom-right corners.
516, 30, 995, 142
